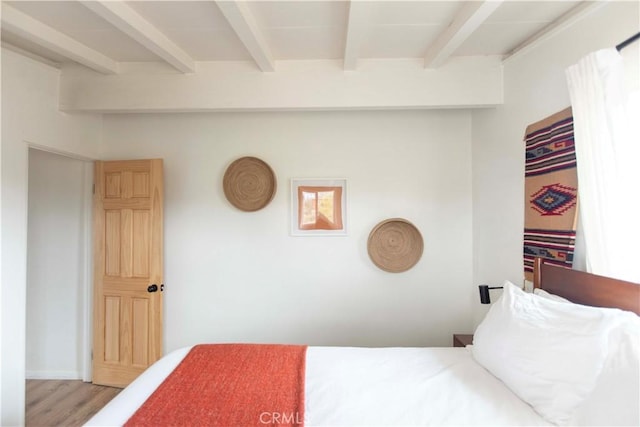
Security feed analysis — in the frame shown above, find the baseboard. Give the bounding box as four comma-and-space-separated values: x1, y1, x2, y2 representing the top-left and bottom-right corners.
26, 370, 82, 380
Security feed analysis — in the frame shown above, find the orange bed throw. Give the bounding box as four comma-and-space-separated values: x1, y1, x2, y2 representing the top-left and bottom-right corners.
125, 344, 307, 427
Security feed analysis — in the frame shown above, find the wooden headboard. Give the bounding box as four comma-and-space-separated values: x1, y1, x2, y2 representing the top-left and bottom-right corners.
533, 258, 640, 315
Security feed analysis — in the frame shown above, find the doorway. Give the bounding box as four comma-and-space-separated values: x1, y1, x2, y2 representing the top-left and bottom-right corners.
26, 148, 93, 381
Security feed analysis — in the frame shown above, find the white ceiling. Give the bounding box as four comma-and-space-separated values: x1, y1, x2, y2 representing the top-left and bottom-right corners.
1, 0, 587, 74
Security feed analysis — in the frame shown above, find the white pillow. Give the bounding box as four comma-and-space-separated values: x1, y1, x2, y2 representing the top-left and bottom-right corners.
533, 287, 571, 303
570, 315, 640, 426
472, 281, 632, 426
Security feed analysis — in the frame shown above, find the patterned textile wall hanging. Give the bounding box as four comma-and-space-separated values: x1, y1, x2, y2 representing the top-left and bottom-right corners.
523, 107, 578, 281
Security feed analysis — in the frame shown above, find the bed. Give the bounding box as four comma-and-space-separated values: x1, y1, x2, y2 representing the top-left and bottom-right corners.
86, 258, 640, 426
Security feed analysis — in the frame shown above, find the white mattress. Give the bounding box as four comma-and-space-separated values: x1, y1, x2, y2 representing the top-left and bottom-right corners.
86, 345, 551, 426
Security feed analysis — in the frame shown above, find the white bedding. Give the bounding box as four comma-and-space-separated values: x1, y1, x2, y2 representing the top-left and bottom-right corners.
86, 345, 551, 426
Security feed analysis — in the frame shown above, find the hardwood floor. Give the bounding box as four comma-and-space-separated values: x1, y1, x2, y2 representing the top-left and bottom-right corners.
26, 380, 121, 427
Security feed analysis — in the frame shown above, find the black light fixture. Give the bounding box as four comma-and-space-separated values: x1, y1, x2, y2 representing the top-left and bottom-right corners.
478, 284, 503, 304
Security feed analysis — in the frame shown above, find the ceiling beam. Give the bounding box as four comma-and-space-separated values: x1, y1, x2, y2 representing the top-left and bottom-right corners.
343, 0, 370, 71
503, 1, 607, 63
1, 3, 118, 74
424, 0, 503, 69
1, 41, 62, 69
60, 57, 504, 112
215, 0, 275, 72
80, 0, 195, 73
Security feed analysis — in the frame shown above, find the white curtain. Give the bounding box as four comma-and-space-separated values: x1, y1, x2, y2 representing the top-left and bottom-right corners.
566, 48, 640, 282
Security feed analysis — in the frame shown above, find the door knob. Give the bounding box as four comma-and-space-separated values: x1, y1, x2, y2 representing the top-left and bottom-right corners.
147, 284, 158, 293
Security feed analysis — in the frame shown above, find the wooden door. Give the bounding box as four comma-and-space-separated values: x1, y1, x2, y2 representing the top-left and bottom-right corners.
92, 159, 163, 387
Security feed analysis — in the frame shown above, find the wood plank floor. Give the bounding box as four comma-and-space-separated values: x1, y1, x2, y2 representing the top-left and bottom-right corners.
26, 380, 121, 427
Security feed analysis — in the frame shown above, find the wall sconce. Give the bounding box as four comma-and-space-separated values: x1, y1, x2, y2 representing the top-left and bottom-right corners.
478, 285, 503, 304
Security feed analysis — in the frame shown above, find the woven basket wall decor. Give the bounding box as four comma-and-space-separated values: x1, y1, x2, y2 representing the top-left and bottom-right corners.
367, 218, 424, 273
223, 156, 276, 212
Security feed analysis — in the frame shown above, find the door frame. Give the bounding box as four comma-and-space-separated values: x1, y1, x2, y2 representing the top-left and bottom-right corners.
81, 161, 94, 382
25, 144, 95, 382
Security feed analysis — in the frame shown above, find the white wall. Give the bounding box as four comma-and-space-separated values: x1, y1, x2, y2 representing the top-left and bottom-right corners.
27, 149, 89, 380
1, 48, 101, 426
102, 110, 475, 352
0, 38, 3, 426
471, 1, 640, 325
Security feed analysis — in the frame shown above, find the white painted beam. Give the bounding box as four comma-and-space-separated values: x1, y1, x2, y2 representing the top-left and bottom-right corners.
1, 41, 62, 69
80, 0, 194, 73
215, 0, 275, 72
343, 1, 370, 71
424, 0, 503, 69
503, 1, 607, 63
59, 56, 503, 112
1, 3, 118, 74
